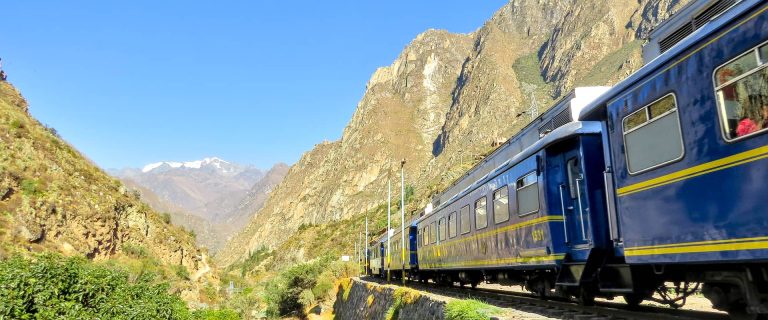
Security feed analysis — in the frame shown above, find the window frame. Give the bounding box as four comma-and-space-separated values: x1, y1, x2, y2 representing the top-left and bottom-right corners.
516, 171, 540, 217
438, 217, 446, 241
620, 93, 685, 175
460, 205, 471, 235
712, 40, 768, 143
474, 196, 488, 230
448, 211, 457, 238
430, 222, 436, 244
492, 185, 510, 224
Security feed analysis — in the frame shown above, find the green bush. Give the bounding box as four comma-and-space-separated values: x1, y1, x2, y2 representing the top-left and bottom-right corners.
174, 265, 190, 280
122, 243, 149, 259
20, 179, 42, 196
190, 308, 240, 320
444, 299, 500, 320
238, 245, 271, 277
263, 256, 335, 317
0, 254, 190, 319
160, 212, 172, 224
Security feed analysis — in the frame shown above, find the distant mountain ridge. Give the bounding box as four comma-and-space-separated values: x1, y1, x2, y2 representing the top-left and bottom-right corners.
112, 159, 288, 253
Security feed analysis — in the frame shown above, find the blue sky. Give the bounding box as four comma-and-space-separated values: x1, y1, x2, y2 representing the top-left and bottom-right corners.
1, 1, 507, 170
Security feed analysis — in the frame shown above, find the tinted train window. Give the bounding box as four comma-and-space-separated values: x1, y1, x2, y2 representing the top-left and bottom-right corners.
430, 222, 436, 244
475, 197, 488, 229
493, 186, 510, 224
622, 94, 683, 174
516, 172, 539, 216
715, 44, 768, 141
439, 217, 446, 241
460, 205, 471, 234
448, 212, 457, 238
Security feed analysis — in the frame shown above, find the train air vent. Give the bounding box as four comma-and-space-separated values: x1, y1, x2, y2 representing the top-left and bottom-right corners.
658, 0, 736, 54
538, 107, 573, 137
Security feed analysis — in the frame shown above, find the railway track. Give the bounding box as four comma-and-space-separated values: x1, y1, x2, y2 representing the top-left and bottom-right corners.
359, 276, 729, 320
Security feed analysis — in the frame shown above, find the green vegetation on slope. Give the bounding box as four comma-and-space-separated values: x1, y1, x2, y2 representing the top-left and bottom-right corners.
444, 299, 502, 320
512, 52, 556, 106
0, 253, 237, 320
578, 40, 643, 87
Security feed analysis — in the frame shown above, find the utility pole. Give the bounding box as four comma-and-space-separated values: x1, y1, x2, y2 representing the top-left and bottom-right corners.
387, 179, 392, 282
365, 216, 369, 276
400, 159, 407, 285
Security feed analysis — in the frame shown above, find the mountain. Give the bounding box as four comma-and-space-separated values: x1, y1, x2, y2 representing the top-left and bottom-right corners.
224, 163, 290, 228
217, 0, 692, 266
0, 81, 209, 295
113, 157, 263, 223
113, 160, 288, 253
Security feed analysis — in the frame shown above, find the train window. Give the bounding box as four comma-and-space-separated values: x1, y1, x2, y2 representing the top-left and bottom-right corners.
460, 205, 471, 234
567, 158, 581, 199
714, 44, 768, 141
493, 186, 510, 224
622, 94, 683, 174
448, 212, 457, 238
475, 197, 488, 229
761, 44, 768, 63
430, 222, 436, 244
516, 172, 539, 216
439, 217, 447, 241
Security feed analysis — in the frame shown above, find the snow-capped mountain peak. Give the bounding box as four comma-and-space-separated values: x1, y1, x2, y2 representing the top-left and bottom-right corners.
141, 157, 233, 173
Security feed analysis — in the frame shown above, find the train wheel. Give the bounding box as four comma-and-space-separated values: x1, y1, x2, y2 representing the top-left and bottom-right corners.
623, 293, 644, 308
577, 288, 596, 306
470, 281, 478, 289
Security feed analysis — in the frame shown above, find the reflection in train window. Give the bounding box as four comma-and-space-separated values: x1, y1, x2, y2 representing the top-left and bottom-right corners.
622, 94, 683, 174
493, 186, 509, 224
460, 205, 471, 234
475, 197, 488, 229
430, 222, 436, 244
517, 172, 539, 216
448, 211, 457, 238
715, 45, 768, 141
439, 217, 447, 241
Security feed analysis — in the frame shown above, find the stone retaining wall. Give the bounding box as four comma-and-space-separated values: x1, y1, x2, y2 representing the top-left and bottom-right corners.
332, 278, 445, 320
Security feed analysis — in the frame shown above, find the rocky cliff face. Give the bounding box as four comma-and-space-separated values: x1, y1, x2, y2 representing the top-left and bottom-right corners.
0, 82, 207, 280
217, 0, 692, 266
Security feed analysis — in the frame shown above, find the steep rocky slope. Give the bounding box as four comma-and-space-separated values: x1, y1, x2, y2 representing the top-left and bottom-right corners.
218, 0, 692, 266
224, 163, 289, 229
0, 82, 209, 289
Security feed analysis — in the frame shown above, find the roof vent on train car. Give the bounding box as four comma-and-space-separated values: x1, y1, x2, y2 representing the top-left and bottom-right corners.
643, 0, 739, 63
538, 107, 572, 137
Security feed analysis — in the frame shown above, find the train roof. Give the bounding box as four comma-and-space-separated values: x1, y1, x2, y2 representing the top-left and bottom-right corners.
579, 0, 762, 121
416, 121, 602, 223
431, 87, 608, 211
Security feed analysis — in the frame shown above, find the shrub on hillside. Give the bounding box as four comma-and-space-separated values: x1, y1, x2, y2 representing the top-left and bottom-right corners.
263, 256, 338, 317
0, 254, 190, 319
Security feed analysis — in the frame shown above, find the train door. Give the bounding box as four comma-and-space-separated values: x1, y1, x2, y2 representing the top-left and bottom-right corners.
562, 149, 592, 250
546, 141, 591, 258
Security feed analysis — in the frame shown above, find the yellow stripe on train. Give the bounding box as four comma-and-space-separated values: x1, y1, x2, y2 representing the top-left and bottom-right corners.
617, 145, 768, 197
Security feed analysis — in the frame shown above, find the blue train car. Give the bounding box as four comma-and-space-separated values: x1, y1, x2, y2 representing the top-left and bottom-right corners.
416, 117, 608, 295
368, 236, 386, 277
580, 0, 768, 316
384, 223, 419, 279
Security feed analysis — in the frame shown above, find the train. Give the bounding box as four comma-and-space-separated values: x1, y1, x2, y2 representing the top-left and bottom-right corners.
366, 1, 768, 318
